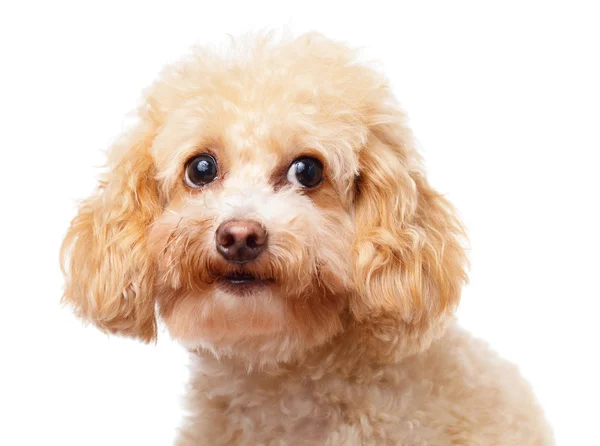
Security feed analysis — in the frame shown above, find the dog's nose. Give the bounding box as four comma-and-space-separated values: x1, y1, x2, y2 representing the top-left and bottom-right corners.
215, 220, 267, 263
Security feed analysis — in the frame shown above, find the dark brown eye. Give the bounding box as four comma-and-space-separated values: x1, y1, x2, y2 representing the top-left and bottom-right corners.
184, 154, 218, 187
286, 157, 323, 188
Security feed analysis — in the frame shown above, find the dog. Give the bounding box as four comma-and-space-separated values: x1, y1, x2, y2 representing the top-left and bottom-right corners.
61, 33, 554, 445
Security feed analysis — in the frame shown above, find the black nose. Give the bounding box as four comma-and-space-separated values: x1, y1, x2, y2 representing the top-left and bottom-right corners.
215, 220, 267, 263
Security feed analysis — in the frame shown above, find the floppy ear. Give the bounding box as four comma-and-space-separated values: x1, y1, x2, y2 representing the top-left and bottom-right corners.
351, 126, 468, 334
60, 120, 162, 342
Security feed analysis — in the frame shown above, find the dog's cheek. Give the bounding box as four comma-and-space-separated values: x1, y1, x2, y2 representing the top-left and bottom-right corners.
317, 206, 355, 293
148, 207, 216, 298
263, 183, 354, 298
147, 212, 179, 257
308, 185, 355, 295
148, 212, 185, 288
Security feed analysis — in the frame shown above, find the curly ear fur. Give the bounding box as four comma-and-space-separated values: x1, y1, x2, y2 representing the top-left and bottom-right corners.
60, 120, 161, 342
352, 123, 468, 333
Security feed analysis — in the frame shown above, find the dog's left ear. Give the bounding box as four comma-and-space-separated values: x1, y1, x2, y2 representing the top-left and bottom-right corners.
351, 114, 468, 335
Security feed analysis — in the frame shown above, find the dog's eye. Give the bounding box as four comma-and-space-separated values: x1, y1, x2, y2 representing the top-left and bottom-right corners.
286, 157, 323, 188
184, 154, 218, 188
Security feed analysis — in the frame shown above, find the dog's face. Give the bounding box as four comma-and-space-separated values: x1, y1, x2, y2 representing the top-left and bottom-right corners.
61, 34, 467, 365
148, 92, 359, 360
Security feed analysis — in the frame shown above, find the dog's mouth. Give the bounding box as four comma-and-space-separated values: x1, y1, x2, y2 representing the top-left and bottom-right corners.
217, 271, 275, 294
224, 272, 262, 284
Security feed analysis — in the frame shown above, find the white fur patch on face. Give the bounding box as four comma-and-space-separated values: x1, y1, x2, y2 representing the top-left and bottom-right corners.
174, 162, 324, 238
217, 183, 318, 228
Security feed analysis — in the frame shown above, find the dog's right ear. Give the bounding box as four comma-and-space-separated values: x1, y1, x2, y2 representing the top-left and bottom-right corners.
60, 118, 162, 342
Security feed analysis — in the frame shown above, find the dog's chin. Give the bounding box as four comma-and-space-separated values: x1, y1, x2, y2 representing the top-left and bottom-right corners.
160, 268, 348, 365
161, 275, 285, 346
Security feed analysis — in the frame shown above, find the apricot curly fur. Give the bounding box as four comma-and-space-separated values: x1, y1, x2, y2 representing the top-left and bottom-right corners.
61, 32, 554, 445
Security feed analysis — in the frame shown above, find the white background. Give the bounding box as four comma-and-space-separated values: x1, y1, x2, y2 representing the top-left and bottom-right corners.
1, 1, 598, 445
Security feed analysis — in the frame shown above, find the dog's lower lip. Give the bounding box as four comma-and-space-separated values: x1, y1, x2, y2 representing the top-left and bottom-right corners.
218, 274, 275, 294
225, 274, 257, 284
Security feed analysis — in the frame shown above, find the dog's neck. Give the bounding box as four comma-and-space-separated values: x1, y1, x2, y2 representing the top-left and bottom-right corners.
191, 314, 451, 380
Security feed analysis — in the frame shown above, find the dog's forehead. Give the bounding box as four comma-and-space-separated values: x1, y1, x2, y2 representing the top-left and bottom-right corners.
223, 108, 283, 162
216, 99, 336, 168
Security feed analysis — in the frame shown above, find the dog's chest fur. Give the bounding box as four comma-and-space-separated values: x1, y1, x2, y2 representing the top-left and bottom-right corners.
181, 360, 433, 445
176, 325, 552, 445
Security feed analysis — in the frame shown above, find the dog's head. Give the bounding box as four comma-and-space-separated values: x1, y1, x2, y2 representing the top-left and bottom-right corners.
61, 34, 467, 365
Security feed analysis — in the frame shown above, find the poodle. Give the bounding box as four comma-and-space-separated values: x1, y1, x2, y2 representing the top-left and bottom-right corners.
61, 33, 554, 445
